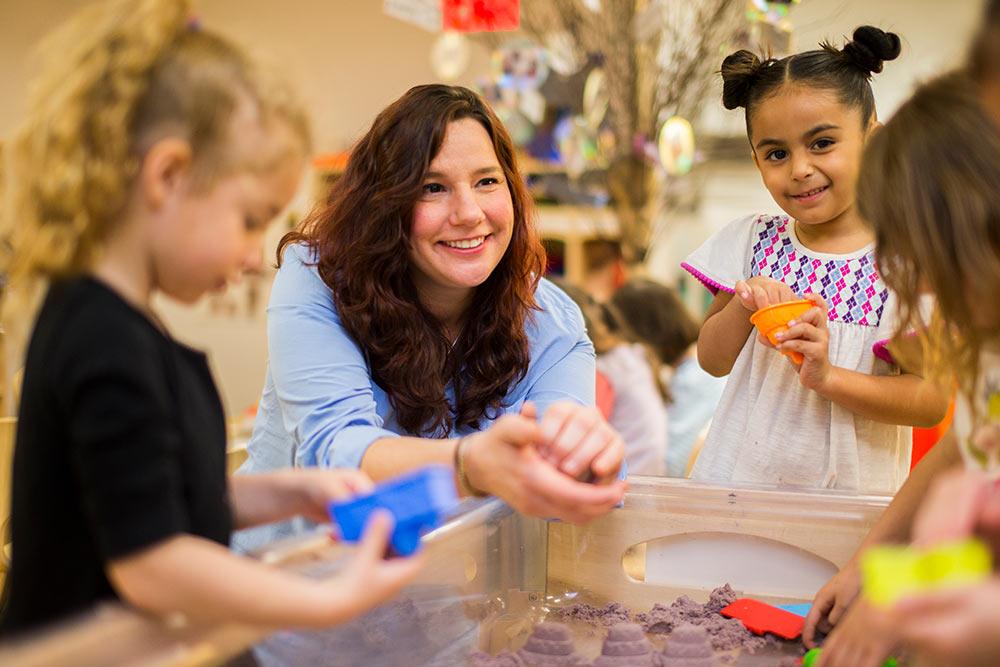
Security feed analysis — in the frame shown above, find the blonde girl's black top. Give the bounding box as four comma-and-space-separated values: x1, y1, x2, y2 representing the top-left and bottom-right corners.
0, 277, 232, 636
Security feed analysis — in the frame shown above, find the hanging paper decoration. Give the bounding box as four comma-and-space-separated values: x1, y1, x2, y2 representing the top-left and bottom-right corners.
383, 0, 441, 32
657, 116, 695, 176
555, 115, 600, 177
582, 68, 609, 129
495, 106, 535, 146
544, 30, 583, 76
430, 31, 471, 81
518, 88, 546, 125
746, 0, 800, 31
492, 39, 549, 91
443, 0, 520, 33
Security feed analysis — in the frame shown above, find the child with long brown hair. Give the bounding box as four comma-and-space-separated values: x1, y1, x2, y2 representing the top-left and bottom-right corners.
805, 6, 1000, 663
682, 27, 949, 492
236, 84, 626, 551
0, 0, 421, 637
812, 71, 1000, 667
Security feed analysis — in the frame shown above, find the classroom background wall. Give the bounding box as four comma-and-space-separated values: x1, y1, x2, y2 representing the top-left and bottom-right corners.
0, 0, 985, 416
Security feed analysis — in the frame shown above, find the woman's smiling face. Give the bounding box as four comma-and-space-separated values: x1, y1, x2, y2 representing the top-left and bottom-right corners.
408, 118, 514, 306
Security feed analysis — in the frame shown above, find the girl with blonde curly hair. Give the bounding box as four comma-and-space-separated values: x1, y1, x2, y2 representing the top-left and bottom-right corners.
0, 0, 420, 637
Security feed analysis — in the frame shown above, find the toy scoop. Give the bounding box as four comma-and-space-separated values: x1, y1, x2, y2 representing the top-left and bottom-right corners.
719, 597, 804, 640
328, 465, 459, 556
750, 299, 813, 364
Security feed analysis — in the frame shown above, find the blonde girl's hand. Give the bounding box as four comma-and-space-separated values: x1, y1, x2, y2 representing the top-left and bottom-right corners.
803, 561, 863, 648
323, 510, 424, 623
289, 468, 375, 524
776, 292, 832, 390
889, 579, 1000, 667
814, 598, 899, 667
462, 403, 626, 524
910, 468, 990, 548
734, 276, 798, 315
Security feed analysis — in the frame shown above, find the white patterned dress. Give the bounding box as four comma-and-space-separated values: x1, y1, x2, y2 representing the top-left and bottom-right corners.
681, 214, 910, 493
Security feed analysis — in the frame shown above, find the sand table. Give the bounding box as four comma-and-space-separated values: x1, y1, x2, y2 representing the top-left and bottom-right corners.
470, 584, 796, 665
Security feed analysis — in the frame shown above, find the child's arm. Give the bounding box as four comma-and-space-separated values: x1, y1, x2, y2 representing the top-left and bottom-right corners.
777, 295, 950, 427
803, 431, 961, 647
697, 276, 797, 376
107, 512, 422, 629
229, 468, 374, 530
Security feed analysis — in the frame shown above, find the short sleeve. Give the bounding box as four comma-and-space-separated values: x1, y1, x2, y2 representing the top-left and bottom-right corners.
681, 214, 761, 294
266, 244, 400, 469
55, 323, 189, 560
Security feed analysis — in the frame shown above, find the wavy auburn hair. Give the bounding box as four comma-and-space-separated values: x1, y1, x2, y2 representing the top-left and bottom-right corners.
280, 84, 546, 436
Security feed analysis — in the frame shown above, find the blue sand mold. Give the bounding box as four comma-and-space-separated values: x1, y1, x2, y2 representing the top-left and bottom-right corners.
328, 465, 459, 556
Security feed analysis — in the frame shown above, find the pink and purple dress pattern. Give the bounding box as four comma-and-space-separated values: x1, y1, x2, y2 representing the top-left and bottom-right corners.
748, 215, 888, 328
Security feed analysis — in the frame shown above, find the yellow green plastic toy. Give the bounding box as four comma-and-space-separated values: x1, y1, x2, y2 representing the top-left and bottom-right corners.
860, 538, 992, 607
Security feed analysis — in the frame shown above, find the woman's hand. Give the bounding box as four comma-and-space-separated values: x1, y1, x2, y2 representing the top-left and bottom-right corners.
803, 561, 863, 648
776, 292, 833, 390
462, 402, 626, 524
535, 401, 625, 484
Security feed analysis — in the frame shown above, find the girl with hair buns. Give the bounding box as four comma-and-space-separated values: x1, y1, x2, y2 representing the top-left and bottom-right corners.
681, 26, 949, 492
0, 0, 421, 637
235, 83, 626, 553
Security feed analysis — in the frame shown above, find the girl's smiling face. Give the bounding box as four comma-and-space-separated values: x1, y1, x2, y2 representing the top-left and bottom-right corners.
750, 84, 872, 229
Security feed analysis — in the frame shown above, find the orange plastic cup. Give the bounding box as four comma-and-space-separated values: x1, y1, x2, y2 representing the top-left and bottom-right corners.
749, 299, 814, 364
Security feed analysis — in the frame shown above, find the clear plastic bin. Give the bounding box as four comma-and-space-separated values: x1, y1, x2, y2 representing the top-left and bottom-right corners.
0, 478, 889, 666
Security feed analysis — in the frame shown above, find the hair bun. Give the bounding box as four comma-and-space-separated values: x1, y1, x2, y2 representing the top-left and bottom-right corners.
721, 50, 764, 110
842, 26, 901, 75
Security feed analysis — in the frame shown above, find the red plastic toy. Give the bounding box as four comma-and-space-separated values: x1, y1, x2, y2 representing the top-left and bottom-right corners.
719, 598, 805, 640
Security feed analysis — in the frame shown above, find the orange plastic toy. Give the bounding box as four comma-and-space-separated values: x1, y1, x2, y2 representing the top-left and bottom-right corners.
750, 299, 814, 364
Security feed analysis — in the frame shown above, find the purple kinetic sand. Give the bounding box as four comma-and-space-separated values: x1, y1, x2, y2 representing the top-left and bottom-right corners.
551, 602, 634, 627
592, 623, 660, 667
659, 624, 719, 667
516, 622, 590, 666
635, 586, 777, 653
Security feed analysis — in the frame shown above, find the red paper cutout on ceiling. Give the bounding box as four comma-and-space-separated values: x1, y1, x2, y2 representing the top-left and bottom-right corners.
442, 0, 520, 33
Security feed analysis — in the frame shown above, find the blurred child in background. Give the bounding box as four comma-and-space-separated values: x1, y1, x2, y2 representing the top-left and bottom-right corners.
611, 279, 726, 477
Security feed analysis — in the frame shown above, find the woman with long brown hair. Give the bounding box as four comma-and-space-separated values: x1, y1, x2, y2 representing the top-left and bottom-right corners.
237, 84, 626, 549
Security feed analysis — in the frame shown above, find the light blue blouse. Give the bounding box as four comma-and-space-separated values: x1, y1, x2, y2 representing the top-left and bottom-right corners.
234, 243, 594, 549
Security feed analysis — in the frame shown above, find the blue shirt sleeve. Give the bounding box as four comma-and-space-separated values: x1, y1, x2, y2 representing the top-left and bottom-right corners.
521, 279, 596, 414
266, 245, 399, 469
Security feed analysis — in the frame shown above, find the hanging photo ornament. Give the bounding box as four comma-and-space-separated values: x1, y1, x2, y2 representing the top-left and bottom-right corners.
582, 68, 609, 129
657, 116, 695, 176
430, 32, 471, 81
492, 39, 549, 91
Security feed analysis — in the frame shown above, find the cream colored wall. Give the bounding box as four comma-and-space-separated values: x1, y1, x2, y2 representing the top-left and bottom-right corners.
0, 0, 491, 150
